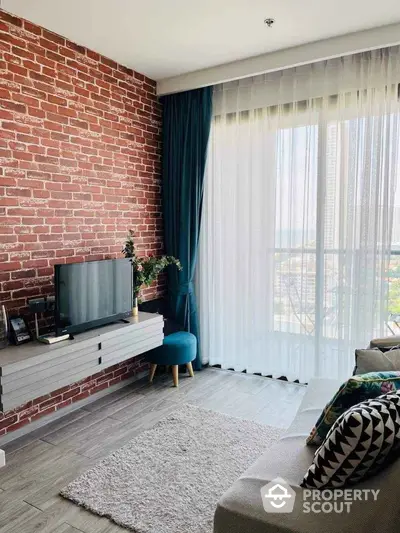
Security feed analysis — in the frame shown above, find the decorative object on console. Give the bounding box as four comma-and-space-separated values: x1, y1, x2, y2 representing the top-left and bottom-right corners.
302, 391, 400, 489
0, 305, 8, 350
122, 230, 182, 316
132, 295, 139, 317
307, 371, 400, 445
9, 316, 31, 345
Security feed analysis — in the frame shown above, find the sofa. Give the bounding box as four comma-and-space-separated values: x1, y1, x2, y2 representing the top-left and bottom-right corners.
214, 338, 400, 533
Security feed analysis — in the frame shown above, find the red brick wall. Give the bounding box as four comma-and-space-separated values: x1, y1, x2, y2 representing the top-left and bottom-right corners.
0, 10, 165, 437
0, 9, 164, 318
0, 354, 149, 437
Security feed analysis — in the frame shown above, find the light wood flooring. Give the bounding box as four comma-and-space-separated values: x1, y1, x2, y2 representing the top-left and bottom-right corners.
0, 367, 306, 533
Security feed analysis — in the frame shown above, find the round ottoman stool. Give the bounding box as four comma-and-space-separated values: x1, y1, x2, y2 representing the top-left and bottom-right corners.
148, 331, 197, 387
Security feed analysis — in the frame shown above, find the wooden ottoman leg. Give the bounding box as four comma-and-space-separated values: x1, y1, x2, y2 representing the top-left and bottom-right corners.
149, 363, 157, 383
172, 365, 179, 387
186, 362, 194, 377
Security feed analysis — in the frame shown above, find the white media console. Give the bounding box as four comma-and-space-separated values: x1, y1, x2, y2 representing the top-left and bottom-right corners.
0, 312, 164, 412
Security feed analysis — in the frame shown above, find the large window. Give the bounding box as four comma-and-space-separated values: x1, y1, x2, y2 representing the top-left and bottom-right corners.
274, 117, 400, 341
198, 53, 400, 382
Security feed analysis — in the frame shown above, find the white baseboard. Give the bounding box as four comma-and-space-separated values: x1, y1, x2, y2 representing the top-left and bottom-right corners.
0, 449, 5, 468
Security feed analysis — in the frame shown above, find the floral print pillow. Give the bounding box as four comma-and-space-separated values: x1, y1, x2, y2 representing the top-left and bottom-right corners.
306, 371, 400, 445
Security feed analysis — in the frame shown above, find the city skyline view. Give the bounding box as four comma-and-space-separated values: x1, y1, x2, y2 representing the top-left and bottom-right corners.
272, 118, 400, 341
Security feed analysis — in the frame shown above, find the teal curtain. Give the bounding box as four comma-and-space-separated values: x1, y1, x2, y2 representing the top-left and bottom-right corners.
161, 87, 213, 370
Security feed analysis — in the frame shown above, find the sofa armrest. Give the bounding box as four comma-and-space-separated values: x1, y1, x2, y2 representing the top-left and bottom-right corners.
369, 335, 400, 350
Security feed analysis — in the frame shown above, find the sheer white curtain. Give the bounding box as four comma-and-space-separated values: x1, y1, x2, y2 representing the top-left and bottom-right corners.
198, 47, 400, 383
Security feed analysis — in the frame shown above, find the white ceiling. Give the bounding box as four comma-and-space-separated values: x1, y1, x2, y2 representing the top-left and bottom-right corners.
4, 0, 400, 82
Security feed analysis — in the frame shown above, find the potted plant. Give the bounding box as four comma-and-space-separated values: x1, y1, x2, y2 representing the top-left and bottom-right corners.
122, 230, 182, 316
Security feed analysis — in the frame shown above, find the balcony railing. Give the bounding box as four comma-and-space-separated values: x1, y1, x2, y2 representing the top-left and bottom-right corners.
272, 248, 400, 339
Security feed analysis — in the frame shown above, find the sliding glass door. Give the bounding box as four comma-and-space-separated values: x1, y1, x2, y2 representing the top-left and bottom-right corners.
198, 99, 400, 382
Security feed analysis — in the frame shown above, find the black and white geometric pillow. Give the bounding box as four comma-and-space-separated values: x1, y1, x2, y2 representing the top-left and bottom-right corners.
302, 391, 400, 488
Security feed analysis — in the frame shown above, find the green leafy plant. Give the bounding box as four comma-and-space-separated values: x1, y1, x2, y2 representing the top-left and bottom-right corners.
122, 230, 182, 298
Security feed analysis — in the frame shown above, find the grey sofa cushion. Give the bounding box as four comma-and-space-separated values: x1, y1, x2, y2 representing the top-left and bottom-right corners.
355, 348, 400, 374
214, 378, 400, 533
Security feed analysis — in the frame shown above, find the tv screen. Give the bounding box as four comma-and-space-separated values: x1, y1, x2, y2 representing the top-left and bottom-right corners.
55, 258, 132, 335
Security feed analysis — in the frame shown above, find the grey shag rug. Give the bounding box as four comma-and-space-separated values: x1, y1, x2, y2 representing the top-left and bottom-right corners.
61, 404, 282, 533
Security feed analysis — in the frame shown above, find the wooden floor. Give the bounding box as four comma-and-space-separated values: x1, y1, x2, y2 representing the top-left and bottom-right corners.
0, 367, 306, 533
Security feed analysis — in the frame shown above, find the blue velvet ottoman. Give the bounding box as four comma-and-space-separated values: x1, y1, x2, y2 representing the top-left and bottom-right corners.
148, 331, 197, 387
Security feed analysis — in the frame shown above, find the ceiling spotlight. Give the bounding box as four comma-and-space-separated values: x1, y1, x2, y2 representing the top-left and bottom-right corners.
264, 18, 275, 27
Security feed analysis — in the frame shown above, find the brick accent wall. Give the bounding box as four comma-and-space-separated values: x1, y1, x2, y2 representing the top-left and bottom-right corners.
0, 354, 149, 437
0, 10, 165, 436
0, 9, 164, 317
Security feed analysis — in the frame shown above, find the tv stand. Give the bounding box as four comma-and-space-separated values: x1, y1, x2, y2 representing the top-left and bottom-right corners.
0, 312, 163, 412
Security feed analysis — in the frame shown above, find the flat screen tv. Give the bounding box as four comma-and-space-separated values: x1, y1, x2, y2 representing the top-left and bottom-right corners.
54, 258, 132, 335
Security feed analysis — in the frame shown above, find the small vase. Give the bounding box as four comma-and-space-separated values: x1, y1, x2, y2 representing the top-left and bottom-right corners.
132, 296, 139, 317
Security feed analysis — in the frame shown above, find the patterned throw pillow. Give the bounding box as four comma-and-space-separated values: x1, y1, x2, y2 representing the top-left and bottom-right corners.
307, 372, 400, 445
302, 391, 400, 488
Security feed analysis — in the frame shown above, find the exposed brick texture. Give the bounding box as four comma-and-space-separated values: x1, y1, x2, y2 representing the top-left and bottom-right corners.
0, 11, 165, 435
0, 355, 149, 436
0, 9, 165, 319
